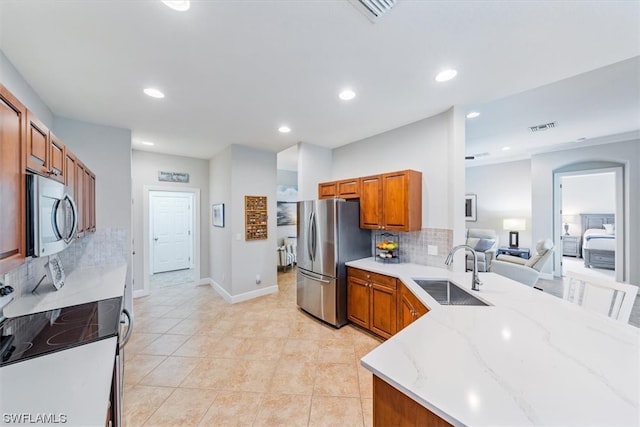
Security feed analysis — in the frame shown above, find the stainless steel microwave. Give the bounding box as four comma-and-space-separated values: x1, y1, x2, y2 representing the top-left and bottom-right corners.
26, 174, 78, 257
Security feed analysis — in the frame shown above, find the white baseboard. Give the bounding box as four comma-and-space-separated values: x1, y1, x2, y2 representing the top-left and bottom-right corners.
207, 278, 278, 304
133, 289, 150, 298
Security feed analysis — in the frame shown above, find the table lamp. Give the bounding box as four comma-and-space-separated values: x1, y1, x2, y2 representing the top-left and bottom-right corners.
503, 218, 526, 248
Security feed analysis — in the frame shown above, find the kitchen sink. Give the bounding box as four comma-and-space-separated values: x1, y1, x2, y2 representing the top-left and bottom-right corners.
412, 279, 490, 306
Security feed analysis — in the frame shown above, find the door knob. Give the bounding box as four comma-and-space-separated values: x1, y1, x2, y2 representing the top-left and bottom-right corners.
154, 237, 158, 241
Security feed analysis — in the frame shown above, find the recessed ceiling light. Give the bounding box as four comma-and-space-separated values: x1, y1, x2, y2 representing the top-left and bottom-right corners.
466, 111, 480, 119
339, 89, 356, 101
435, 69, 457, 82
144, 88, 165, 98
278, 126, 291, 134
502, 146, 511, 151
142, 141, 155, 146
161, 1, 190, 11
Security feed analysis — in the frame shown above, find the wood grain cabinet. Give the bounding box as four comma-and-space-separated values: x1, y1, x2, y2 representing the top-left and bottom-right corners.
318, 178, 361, 199
48, 132, 66, 183
360, 170, 422, 232
0, 85, 27, 274
397, 281, 429, 332
26, 111, 67, 183
347, 267, 397, 339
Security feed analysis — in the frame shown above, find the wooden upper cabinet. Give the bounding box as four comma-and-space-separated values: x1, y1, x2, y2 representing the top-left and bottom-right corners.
318, 181, 337, 199
26, 110, 50, 175
48, 133, 65, 183
318, 178, 361, 199
360, 170, 422, 232
0, 85, 27, 273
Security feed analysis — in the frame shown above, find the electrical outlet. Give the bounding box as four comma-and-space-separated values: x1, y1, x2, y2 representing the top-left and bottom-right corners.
428, 245, 438, 256
256, 274, 261, 285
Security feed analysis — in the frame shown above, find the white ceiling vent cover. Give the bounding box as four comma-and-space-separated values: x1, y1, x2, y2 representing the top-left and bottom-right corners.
349, 0, 397, 22
529, 121, 557, 132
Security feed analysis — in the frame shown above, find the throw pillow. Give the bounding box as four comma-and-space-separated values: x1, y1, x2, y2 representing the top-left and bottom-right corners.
474, 239, 495, 252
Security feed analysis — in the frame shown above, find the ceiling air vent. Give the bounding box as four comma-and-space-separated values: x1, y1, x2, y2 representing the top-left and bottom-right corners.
465, 152, 490, 160
349, 0, 397, 22
528, 121, 557, 132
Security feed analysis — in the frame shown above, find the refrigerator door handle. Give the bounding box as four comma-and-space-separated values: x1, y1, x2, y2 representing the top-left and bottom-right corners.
309, 210, 317, 262
299, 270, 331, 284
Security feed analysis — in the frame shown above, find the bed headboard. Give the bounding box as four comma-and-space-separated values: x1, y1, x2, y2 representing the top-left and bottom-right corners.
580, 213, 614, 235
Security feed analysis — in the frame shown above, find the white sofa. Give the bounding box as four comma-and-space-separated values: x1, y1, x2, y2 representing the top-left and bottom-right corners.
491, 238, 554, 286
465, 228, 498, 272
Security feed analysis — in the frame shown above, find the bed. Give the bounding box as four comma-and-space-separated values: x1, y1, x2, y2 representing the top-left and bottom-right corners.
580, 213, 615, 270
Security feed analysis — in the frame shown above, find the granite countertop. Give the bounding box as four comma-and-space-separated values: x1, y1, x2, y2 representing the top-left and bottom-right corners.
346, 258, 640, 426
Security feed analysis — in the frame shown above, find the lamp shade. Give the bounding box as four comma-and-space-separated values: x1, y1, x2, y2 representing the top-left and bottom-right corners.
503, 218, 526, 231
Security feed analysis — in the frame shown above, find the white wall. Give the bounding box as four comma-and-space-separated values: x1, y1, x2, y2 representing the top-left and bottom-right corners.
131, 150, 210, 292
209, 145, 278, 301
332, 110, 458, 230
0, 49, 53, 127
297, 142, 332, 201
562, 173, 615, 236
465, 159, 533, 249
532, 140, 639, 283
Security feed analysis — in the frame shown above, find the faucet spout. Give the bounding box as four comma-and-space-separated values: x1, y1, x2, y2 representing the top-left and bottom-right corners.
445, 244, 482, 291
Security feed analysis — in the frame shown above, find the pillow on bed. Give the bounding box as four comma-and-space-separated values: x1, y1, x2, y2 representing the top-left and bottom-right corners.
603, 224, 615, 234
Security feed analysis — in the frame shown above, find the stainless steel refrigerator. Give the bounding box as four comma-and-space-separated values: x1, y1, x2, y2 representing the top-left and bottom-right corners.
296, 199, 371, 328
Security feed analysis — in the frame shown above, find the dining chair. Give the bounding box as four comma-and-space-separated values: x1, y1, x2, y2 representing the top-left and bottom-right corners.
564, 271, 638, 324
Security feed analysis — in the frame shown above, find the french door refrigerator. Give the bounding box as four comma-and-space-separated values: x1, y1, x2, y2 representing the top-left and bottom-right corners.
296, 199, 371, 327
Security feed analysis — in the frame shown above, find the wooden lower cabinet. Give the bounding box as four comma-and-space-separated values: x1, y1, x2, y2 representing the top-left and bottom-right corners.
347, 267, 397, 339
397, 281, 429, 332
373, 375, 452, 427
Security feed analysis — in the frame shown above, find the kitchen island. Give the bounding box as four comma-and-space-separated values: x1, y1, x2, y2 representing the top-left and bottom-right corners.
0, 264, 127, 426
346, 258, 639, 427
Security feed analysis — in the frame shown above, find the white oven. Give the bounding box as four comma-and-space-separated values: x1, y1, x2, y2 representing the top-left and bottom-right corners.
26, 174, 78, 257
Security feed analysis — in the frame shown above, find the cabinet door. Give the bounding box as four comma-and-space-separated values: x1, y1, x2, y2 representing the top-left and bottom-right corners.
75, 162, 85, 236
26, 111, 49, 175
48, 133, 65, 183
337, 178, 360, 199
0, 86, 26, 273
382, 170, 422, 232
318, 182, 337, 199
65, 151, 77, 189
370, 277, 397, 339
360, 175, 382, 229
347, 274, 370, 329
397, 282, 429, 332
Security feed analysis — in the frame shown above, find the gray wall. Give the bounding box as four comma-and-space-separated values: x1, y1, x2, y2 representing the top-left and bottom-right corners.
209, 145, 277, 299
131, 150, 210, 292
466, 159, 533, 249
297, 142, 332, 201
531, 139, 639, 283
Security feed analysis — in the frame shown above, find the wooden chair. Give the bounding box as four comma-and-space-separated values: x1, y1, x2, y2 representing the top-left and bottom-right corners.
564, 271, 638, 323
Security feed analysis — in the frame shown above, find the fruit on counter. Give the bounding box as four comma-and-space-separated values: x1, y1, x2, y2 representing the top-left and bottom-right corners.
376, 241, 398, 250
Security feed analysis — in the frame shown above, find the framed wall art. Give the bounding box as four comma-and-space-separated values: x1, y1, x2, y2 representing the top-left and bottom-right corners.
212, 203, 225, 227
465, 194, 477, 221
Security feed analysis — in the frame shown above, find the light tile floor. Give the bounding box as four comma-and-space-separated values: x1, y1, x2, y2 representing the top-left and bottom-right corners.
149, 268, 196, 289
123, 267, 382, 426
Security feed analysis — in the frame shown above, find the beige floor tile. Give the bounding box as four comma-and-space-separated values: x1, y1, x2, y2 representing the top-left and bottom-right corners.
239, 337, 286, 360
124, 354, 167, 386
139, 356, 200, 387
166, 318, 202, 335
317, 339, 356, 364
268, 360, 316, 395
180, 357, 233, 389
173, 335, 223, 358
143, 387, 218, 426
280, 338, 320, 363
357, 365, 373, 398
309, 396, 364, 427
135, 317, 184, 334
361, 398, 373, 427
181, 358, 277, 392
122, 385, 173, 426
314, 362, 361, 397
198, 391, 263, 426
126, 332, 162, 354
139, 333, 189, 356
253, 393, 312, 427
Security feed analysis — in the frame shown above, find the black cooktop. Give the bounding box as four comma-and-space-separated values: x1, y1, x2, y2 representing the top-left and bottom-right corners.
0, 297, 122, 367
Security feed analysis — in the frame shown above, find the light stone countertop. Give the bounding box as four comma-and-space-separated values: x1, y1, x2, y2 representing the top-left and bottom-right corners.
0, 264, 127, 426
346, 258, 640, 427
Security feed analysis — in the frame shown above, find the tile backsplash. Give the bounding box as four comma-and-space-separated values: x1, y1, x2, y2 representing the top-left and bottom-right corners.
2, 228, 129, 297
372, 228, 453, 267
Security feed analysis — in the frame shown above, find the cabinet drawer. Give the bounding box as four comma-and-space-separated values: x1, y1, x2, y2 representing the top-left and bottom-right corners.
348, 267, 396, 289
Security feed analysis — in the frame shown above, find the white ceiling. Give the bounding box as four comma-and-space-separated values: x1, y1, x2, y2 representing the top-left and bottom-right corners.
1, 1, 639, 164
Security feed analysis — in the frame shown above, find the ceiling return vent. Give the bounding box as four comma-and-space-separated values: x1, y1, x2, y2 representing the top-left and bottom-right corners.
349, 0, 398, 22
528, 121, 557, 132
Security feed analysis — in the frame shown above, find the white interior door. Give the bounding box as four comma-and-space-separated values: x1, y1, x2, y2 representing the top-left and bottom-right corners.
151, 191, 193, 274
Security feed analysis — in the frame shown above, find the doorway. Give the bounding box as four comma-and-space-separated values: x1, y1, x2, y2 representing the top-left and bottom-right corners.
553, 165, 624, 282
143, 187, 201, 294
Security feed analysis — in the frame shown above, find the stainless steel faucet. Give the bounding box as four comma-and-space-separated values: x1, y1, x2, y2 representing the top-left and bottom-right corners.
445, 244, 482, 291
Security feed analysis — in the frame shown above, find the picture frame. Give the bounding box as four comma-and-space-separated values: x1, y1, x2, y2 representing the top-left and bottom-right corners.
277, 201, 297, 226
465, 194, 477, 221
212, 203, 224, 227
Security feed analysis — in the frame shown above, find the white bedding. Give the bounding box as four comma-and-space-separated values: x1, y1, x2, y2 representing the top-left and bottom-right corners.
583, 228, 616, 251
